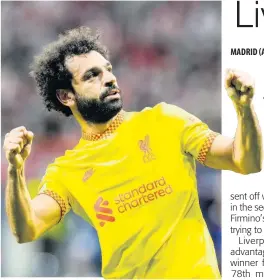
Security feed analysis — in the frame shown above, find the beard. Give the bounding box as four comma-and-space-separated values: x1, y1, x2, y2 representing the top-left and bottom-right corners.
75, 88, 123, 124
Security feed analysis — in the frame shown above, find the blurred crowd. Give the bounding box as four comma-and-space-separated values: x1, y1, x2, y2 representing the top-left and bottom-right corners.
1, 1, 221, 277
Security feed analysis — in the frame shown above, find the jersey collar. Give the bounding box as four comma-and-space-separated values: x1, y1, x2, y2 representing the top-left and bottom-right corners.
82, 111, 125, 141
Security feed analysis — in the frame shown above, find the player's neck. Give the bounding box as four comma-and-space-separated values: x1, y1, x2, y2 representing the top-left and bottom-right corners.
82, 119, 114, 135
74, 110, 124, 137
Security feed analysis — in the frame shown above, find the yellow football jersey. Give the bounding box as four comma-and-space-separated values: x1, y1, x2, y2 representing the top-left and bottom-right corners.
38, 102, 221, 279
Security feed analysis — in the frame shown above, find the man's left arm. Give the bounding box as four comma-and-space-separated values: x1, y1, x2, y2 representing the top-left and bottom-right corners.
204, 69, 263, 174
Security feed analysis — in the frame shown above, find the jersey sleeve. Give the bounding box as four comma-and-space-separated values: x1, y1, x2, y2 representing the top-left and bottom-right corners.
38, 165, 71, 222
158, 102, 219, 165
182, 119, 219, 165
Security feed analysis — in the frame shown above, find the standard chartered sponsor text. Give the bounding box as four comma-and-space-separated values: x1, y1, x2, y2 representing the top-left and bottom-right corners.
114, 176, 173, 213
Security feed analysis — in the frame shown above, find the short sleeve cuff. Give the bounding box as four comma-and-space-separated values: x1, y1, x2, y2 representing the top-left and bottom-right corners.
197, 132, 219, 165
39, 189, 71, 221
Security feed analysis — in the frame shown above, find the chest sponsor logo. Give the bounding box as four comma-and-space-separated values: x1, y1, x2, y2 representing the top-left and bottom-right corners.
94, 197, 115, 227
94, 176, 173, 227
138, 135, 155, 163
114, 176, 173, 213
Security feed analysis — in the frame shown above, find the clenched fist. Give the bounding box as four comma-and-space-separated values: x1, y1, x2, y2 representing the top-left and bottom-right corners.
3, 126, 34, 169
225, 69, 255, 106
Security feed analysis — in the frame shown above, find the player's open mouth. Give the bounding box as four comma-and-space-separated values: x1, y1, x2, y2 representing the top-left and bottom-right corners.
109, 89, 120, 96
105, 89, 120, 99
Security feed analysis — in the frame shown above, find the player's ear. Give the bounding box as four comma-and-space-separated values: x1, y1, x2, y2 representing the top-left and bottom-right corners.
56, 89, 75, 107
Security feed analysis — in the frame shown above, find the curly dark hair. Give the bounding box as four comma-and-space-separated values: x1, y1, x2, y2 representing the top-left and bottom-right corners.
30, 26, 109, 116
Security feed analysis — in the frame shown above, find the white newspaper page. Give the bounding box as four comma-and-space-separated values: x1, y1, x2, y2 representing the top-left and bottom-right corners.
222, 0, 264, 279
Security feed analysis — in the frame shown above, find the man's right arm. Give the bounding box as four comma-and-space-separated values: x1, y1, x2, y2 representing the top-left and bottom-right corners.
4, 127, 61, 243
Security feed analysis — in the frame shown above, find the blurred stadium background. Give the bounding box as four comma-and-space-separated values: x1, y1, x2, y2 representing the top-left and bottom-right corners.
1, 1, 221, 277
